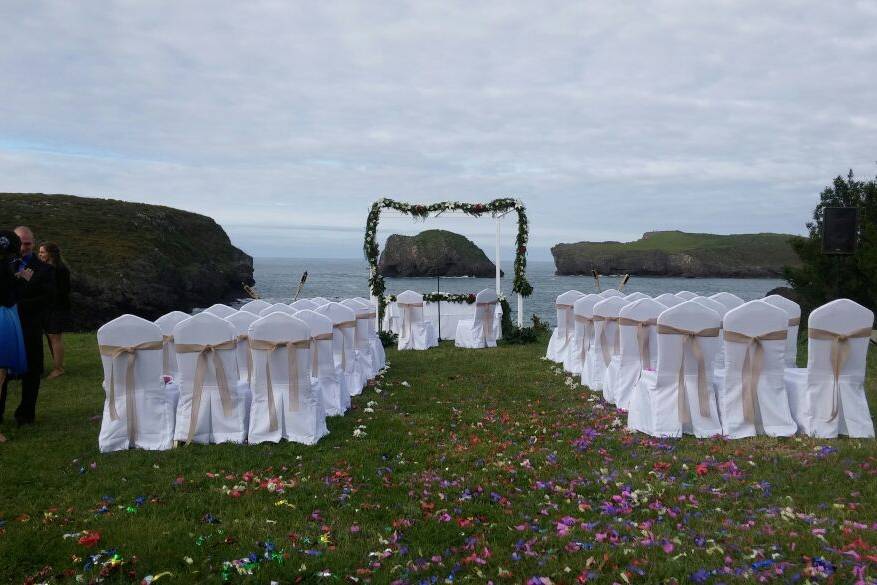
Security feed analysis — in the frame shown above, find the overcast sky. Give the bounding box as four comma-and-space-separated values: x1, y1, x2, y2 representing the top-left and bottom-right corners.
1, 1, 875, 260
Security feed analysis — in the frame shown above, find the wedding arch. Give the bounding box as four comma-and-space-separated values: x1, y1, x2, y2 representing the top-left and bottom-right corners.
363, 197, 533, 327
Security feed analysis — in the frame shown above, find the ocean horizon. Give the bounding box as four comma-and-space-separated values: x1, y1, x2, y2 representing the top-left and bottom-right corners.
249, 257, 788, 326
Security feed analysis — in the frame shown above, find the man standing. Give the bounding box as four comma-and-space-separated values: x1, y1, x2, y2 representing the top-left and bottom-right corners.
0, 226, 54, 425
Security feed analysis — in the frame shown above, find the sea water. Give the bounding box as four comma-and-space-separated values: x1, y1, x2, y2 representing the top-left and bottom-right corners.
248, 257, 787, 326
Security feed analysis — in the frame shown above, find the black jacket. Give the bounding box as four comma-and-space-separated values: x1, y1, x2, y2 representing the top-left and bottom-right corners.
0, 257, 19, 308
53, 263, 71, 312
15, 255, 55, 330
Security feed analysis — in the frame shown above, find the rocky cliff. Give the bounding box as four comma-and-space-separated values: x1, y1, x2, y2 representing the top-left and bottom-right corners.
0, 193, 254, 330
552, 230, 802, 278
378, 229, 502, 277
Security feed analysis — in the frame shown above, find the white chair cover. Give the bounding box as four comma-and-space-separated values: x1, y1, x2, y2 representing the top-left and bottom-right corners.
564, 294, 599, 375
290, 299, 319, 311
172, 312, 248, 444
676, 290, 698, 300
316, 302, 363, 396
341, 299, 377, 379
310, 297, 330, 306
455, 289, 500, 349
546, 290, 584, 362
346, 298, 385, 372
155, 311, 190, 379
296, 309, 350, 416
240, 299, 271, 315
694, 296, 730, 370
97, 315, 175, 452
363, 298, 387, 371
654, 293, 684, 307
593, 296, 629, 402
693, 296, 728, 319
719, 301, 797, 438
396, 290, 438, 350
225, 311, 259, 388
763, 294, 801, 367
599, 289, 623, 298
260, 303, 297, 316
784, 299, 874, 438
627, 300, 722, 438
623, 292, 649, 303
709, 292, 744, 311
203, 303, 237, 318
570, 295, 600, 381
609, 298, 664, 411
247, 312, 329, 444
382, 301, 401, 334
224, 312, 255, 437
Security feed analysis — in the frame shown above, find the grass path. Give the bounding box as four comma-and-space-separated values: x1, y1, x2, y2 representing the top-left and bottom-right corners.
0, 334, 875, 584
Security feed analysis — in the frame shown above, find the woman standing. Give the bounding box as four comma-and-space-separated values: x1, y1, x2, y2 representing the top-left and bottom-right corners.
0, 231, 28, 442
39, 242, 70, 379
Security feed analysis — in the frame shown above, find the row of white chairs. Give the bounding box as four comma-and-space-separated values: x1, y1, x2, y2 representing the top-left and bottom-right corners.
547, 289, 875, 439
97, 297, 386, 452
393, 289, 501, 350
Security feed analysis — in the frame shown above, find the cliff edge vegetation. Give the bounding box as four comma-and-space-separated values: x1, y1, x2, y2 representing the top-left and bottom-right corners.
552, 230, 802, 278
0, 193, 254, 329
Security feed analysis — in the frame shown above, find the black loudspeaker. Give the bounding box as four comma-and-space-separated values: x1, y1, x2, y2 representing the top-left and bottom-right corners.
823, 207, 858, 255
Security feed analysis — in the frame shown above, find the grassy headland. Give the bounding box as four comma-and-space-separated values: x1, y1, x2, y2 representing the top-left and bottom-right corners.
0, 334, 875, 583
0, 193, 253, 329
552, 231, 802, 278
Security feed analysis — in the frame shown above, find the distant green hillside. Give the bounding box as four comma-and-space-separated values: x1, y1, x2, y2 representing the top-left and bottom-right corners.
552, 230, 803, 277
0, 193, 253, 329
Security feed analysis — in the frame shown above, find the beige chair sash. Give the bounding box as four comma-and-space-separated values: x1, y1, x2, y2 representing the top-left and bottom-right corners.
161, 335, 174, 375
807, 326, 872, 421
788, 317, 801, 326
724, 328, 788, 424
334, 321, 356, 369
98, 340, 164, 444
574, 315, 593, 360
596, 317, 620, 368
478, 301, 496, 345
656, 324, 721, 424
174, 340, 237, 443
311, 333, 334, 373
619, 317, 658, 374
248, 339, 309, 432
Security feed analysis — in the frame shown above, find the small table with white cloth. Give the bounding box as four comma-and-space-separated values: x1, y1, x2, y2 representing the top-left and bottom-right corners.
383, 301, 502, 341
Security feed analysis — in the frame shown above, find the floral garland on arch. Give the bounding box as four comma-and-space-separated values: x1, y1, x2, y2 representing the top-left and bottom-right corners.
364, 197, 533, 305
386, 292, 507, 305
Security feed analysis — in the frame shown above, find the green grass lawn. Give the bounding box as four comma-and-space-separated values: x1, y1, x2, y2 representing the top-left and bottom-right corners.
1, 334, 876, 584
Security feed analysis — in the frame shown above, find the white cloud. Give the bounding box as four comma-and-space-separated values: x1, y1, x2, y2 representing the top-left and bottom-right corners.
1, 0, 875, 260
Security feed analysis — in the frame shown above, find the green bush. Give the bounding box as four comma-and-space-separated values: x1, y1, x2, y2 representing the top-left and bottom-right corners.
784, 170, 877, 317
378, 330, 398, 348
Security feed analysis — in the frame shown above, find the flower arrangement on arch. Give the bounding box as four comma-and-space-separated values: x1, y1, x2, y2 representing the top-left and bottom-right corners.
363, 197, 532, 321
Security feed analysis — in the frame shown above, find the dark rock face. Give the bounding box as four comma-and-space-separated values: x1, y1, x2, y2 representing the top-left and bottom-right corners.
378, 230, 502, 278
552, 231, 802, 278
765, 286, 800, 303
0, 193, 254, 330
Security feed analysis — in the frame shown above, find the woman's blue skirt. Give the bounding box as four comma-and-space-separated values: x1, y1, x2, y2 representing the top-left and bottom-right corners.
0, 305, 27, 375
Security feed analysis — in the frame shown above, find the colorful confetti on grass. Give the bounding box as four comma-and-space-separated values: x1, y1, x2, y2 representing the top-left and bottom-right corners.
1, 335, 876, 583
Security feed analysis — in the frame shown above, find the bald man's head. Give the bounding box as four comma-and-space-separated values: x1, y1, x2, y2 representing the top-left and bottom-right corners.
14, 226, 34, 257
